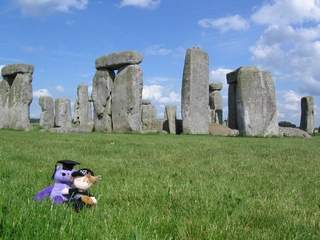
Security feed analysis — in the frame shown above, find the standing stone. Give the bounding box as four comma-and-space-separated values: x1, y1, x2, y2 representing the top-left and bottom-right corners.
54, 98, 72, 129
181, 47, 209, 134
1, 64, 34, 130
74, 85, 90, 127
112, 65, 143, 132
227, 67, 279, 136
39, 96, 54, 129
0, 80, 10, 128
141, 100, 156, 130
164, 105, 177, 134
300, 96, 315, 134
209, 83, 223, 124
92, 70, 114, 132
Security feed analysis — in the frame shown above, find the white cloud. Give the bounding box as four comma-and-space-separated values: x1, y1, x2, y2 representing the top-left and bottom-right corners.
143, 84, 180, 117
16, 0, 88, 15
0, 65, 5, 79
199, 15, 249, 32
252, 0, 320, 25
119, 0, 160, 9
33, 89, 52, 98
55, 85, 65, 92
145, 45, 173, 56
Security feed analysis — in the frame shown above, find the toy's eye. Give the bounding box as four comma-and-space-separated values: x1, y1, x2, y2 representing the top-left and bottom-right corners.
62, 173, 66, 176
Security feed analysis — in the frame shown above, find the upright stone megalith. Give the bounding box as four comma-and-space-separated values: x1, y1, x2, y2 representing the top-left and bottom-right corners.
92, 70, 114, 132
39, 96, 54, 129
164, 105, 177, 134
74, 85, 92, 129
226, 67, 279, 136
112, 65, 143, 132
300, 96, 314, 134
54, 98, 72, 129
209, 83, 223, 124
181, 47, 209, 134
92, 51, 144, 133
141, 99, 156, 130
0, 64, 34, 130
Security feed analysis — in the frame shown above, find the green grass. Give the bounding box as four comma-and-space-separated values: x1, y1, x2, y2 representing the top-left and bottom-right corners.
0, 129, 320, 239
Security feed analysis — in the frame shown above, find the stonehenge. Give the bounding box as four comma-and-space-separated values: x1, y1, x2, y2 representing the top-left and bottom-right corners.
227, 67, 279, 136
181, 47, 209, 134
39, 96, 54, 129
209, 83, 223, 125
92, 51, 143, 133
300, 96, 314, 134
0, 49, 317, 138
0, 64, 34, 130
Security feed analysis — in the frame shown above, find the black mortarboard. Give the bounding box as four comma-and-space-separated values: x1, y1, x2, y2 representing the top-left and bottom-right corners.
57, 160, 80, 170
51, 160, 80, 179
72, 168, 95, 177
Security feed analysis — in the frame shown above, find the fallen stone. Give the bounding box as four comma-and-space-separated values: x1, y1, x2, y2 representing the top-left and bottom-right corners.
96, 51, 143, 70
226, 67, 279, 136
209, 123, 239, 136
279, 127, 311, 138
181, 47, 209, 134
112, 65, 143, 132
300, 96, 315, 135
54, 98, 72, 129
39, 96, 54, 129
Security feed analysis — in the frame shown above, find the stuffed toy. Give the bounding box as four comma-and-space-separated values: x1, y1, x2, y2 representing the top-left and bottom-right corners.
62, 168, 99, 212
34, 160, 80, 204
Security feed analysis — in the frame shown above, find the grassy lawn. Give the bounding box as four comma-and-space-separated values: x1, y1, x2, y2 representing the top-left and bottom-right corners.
0, 129, 320, 239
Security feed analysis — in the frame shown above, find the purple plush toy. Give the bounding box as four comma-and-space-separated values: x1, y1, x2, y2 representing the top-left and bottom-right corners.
34, 160, 80, 204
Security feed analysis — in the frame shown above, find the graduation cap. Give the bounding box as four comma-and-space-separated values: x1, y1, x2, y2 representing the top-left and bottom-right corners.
52, 160, 80, 179
72, 168, 94, 177
57, 160, 80, 170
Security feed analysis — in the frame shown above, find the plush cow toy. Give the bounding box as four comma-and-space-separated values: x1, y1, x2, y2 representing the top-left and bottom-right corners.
34, 160, 80, 204
62, 168, 99, 212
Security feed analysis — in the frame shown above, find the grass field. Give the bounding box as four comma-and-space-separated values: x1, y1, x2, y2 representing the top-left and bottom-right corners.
0, 129, 320, 239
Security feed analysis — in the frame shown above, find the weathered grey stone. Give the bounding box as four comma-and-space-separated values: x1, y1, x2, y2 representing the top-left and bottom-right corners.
0, 80, 10, 128
226, 67, 279, 136
279, 127, 311, 138
8, 73, 33, 130
300, 96, 315, 134
0, 64, 34, 130
92, 70, 114, 132
39, 96, 54, 129
142, 99, 152, 105
112, 65, 143, 132
1, 64, 34, 77
181, 47, 209, 134
96, 51, 143, 70
209, 123, 239, 136
141, 102, 156, 130
227, 83, 237, 129
74, 85, 90, 127
209, 84, 223, 125
54, 98, 72, 129
164, 106, 176, 134
209, 83, 223, 91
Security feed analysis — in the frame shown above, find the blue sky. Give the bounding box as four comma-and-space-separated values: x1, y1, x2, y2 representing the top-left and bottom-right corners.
0, 0, 319, 126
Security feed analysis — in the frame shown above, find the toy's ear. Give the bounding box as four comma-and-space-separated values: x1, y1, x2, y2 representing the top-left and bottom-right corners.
51, 164, 63, 179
